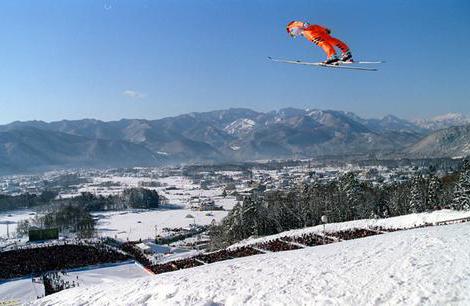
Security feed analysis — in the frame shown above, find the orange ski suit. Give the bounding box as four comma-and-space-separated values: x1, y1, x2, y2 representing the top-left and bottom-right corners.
302, 25, 350, 58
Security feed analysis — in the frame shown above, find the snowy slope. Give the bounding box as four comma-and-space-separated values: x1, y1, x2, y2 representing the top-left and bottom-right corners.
0, 278, 44, 304
57, 262, 150, 288
229, 209, 470, 249
0, 262, 149, 304
33, 222, 470, 305
224, 118, 256, 135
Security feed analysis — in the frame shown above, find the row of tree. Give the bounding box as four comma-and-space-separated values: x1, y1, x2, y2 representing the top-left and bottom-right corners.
13, 188, 161, 238
65, 188, 160, 211
16, 205, 96, 238
0, 188, 160, 212
210, 161, 470, 248
0, 190, 58, 212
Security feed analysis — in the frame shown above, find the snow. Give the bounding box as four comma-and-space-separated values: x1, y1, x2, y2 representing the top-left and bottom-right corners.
0, 262, 149, 304
224, 118, 255, 135
57, 262, 150, 287
432, 112, 468, 122
94, 209, 228, 241
0, 278, 44, 304
0, 210, 37, 238
230, 145, 240, 151
1, 174, 237, 242
155, 176, 236, 210
229, 209, 470, 249
413, 112, 470, 130
32, 222, 470, 305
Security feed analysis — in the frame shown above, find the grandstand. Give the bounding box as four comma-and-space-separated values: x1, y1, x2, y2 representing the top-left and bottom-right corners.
0, 241, 130, 280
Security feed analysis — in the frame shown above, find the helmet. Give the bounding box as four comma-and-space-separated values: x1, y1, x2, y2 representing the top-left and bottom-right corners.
286, 21, 307, 37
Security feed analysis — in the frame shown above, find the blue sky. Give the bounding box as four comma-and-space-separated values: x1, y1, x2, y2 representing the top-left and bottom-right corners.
0, 0, 469, 124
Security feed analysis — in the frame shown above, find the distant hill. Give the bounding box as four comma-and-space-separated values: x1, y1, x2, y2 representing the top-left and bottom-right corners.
1, 108, 468, 174
0, 127, 161, 174
413, 113, 470, 131
407, 124, 470, 158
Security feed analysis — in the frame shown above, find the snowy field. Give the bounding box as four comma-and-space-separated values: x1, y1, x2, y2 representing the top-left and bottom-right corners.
0, 262, 149, 304
0, 210, 36, 238
94, 209, 228, 241
65, 174, 237, 211
155, 176, 237, 209
32, 222, 470, 305
0, 174, 237, 242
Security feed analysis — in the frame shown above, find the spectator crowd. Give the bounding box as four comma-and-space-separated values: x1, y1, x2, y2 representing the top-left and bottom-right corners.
142, 228, 387, 275
0, 242, 130, 279
0, 227, 396, 283
42, 271, 79, 296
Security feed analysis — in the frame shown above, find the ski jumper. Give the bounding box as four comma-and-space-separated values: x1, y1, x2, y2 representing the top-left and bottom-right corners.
302, 24, 350, 58
286, 21, 350, 59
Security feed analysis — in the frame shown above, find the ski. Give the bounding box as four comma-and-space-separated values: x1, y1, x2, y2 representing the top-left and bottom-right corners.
340, 60, 385, 64
268, 57, 380, 71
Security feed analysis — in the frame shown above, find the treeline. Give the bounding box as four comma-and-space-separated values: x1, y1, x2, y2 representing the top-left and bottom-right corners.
210, 161, 470, 248
0, 188, 160, 212
0, 190, 57, 212
17, 205, 96, 238
62, 188, 160, 211
15, 186, 161, 238
11, 188, 160, 238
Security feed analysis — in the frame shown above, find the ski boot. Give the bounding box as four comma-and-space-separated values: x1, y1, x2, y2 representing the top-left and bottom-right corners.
340, 50, 353, 62
323, 54, 339, 65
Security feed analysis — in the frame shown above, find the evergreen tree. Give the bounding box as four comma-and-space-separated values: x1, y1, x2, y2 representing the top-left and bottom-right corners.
427, 174, 442, 210
409, 175, 426, 213
241, 195, 263, 237
220, 202, 245, 243
373, 187, 390, 218
451, 160, 470, 210
339, 172, 362, 220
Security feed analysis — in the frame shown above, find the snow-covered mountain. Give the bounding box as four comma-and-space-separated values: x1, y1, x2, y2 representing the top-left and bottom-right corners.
413, 113, 470, 131
34, 215, 470, 305
407, 124, 470, 158
1, 108, 469, 174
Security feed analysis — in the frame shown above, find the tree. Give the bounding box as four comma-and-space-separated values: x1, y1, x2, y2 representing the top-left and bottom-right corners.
427, 174, 442, 210
16, 205, 96, 238
220, 202, 245, 243
409, 175, 426, 213
451, 160, 470, 210
339, 172, 363, 220
120, 188, 160, 209
373, 187, 390, 218
240, 194, 266, 237
16, 219, 31, 237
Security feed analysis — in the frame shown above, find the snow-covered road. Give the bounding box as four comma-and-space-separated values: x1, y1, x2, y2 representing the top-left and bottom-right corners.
33, 222, 470, 305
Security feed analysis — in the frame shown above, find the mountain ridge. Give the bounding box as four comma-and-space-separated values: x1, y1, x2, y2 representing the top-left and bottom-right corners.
1, 108, 469, 174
